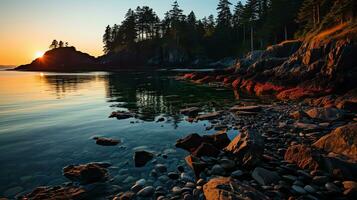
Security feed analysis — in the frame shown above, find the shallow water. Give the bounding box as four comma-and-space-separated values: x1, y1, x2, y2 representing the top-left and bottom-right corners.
0, 70, 241, 198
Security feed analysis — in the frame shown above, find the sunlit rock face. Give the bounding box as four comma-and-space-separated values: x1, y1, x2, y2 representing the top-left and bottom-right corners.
15, 47, 97, 71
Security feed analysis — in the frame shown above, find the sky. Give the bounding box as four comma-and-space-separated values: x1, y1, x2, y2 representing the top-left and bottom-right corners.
0, 0, 244, 66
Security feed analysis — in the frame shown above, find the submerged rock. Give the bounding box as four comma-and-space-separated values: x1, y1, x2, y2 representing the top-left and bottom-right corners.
180, 107, 201, 116
230, 105, 262, 112
109, 111, 134, 120
175, 133, 203, 153
63, 163, 108, 184
203, 177, 269, 200
93, 137, 120, 146
224, 129, 264, 168
21, 186, 87, 200
134, 151, 154, 167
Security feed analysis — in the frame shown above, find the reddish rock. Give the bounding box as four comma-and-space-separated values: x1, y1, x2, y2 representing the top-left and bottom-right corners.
175, 133, 203, 153
180, 107, 200, 116
313, 123, 357, 161
284, 144, 321, 171
305, 107, 344, 121
185, 155, 206, 178
203, 177, 269, 200
232, 78, 242, 89
63, 163, 108, 184
230, 105, 262, 112
202, 130, 231, 150
192, 142, 220, 158
224, 129, 264, 168
93, 137, 120, 146
254, 82, 285, 96
195, 76, 215, 84
289, 110, 309, 119
21, 186, 87, 200
276, 87, 322, 100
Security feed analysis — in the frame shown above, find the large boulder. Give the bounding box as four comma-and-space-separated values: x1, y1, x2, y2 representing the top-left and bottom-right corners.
203, 177, 270, 200
284, 144, 321, 171
21, 186, 87, 200
224, 129, 264, 168
175, 133, 203, 153
202, 130, 231, 150
63, 163, 108, 184
192, 142, 220, 158
314, 123, 357, 161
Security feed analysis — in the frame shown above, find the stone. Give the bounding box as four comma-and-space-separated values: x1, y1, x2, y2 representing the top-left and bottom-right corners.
211, 164, 225, 175
175, 133, 203, 153
292, 185, 307, 194
109, 111, 134, 119
230, 105, 262, 112
185, 155, 206, 178
180, 107, 201, 116
93, 137, 120, 146
181, 173, 194, 182
192, 142, 220, 158
21, 186, 87, 200
293, 122, 320, 131
168, 172, 179, 180
196, 112, 221, 121
219, 159, 235, 170
172, 186, 182, 195
118, 191, 135, 200
134, 151, 154, 167
224, 129, 264, 168
290, 110, 309, 119
304, 185, 317, 193
63, 163, 108, 184
231, 170, 244, 178
312, 176, 329, 185
284, 144, 321, 171
252, 167, 281, 185
203, 177, 269, 200
343, 181, 357, 190
202, 130, 231, 149
313, 123, 357, 161
155, 164, 167, 173
325, 182, 341, 193
137, 186, 155, 197
305, 107, 344, 121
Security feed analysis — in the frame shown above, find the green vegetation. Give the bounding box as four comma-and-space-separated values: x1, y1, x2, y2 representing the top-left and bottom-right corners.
102, 0, 356, 60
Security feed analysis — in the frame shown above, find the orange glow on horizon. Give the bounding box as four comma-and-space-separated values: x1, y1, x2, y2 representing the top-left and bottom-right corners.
34, 51, 45, 59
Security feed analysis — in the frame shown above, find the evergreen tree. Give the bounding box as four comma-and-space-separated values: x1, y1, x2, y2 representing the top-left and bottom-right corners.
103, 25, 113, 54
49, 39, 58, 49
216, 0, 232, 28
58, 41, 64, 48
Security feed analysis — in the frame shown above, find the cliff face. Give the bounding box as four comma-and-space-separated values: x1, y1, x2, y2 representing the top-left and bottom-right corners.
15, 47, 97, 71
180, 22, 357, 110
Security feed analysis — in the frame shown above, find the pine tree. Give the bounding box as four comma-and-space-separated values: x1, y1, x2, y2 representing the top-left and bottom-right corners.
58, 41, 64, 48
217, 0, 232, 28
103, 25, 113, 54
49, 40, 58, 49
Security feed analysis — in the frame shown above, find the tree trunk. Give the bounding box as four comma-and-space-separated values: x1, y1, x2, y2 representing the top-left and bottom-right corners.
250, 25, 254, 52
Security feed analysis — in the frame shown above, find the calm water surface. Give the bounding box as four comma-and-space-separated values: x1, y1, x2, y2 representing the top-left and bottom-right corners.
0, 70, 240, 198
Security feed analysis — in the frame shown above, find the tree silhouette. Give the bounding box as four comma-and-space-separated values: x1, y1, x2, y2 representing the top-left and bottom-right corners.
58, 41, 64, 48
49, 40, 58, 49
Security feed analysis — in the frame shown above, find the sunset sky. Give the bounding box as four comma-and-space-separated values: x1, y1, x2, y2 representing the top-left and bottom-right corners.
0, 0, 243, 66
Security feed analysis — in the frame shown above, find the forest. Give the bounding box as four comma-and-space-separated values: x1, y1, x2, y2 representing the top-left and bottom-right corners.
102, 0, 356, 62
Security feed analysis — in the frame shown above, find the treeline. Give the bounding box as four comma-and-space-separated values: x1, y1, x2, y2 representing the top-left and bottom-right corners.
49, 40, 70, 49
103, 0, 356, 60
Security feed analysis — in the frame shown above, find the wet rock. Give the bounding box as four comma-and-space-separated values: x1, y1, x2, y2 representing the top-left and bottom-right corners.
180, 107, 201, 116
180, 173, 194, 182
22, 186, 87, 200
224, 129, 264, 168
292, 185, 307, 194
118, 191, 135, 200
305, 107, 344, 121
202, 130, 231, 149
93, 137, 120, 146
134, 151, 154, 167
192, 142, 220, 158
155, 164, 167, 173
312, 176, 329, 185
137, 186, 155, 197
293, 122, 320, 131
219, 158, 235, 170
284, 144, 321, 171
211, 164, 225, 175
343, 181, 357, 191
168, 172, 179, 180
230, 105, 262, 112
325, 182, 341, 193
185, 155, 206, 178
175, 133, 203, 153
231, 170, 244, 178
313, 123, 357, 161
196, 112, 221, 121
109, 111, 134, 120
171, 186, 182, 195
290, 110, 309, 119
304, 185, 317, 193
203, 177, 269, 200
63, 163, 108, 184
252, 167, 281, 185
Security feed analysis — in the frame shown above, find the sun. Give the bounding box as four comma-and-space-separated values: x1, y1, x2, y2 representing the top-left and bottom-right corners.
35, 51, 44, 59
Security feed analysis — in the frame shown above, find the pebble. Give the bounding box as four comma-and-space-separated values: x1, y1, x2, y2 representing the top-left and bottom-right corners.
137, 186, 155, 197
177, 165, 185, 172
172, 186, 182, 195
196, 179, 206, 186
168, 172, 179, 180
312, 176, 329, 185
181, 173, 194, 182
211, 164, 225, 175
231, 170, 243, 178
292, 185, 307, 194
183, 194, 194, 200
325, 182, 341, 193
304, 185, 317, 193
155, 164, 167, 173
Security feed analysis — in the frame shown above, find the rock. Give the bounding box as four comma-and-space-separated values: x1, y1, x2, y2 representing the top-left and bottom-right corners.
224, 129, 264, 168
292, 185, 307, 194
231, 170, 244, 178
290, 110, 309, 119
63, 163, 108, 184
118, 191, 135, 200
313, 123, 357, 161
180, 107, 201, 116
93, 137, 120, 146
211, 164, 225, 175
172, 186, 182, 195
293, 122, 320, 131
305, 107, 344, 121
219, 159, 235, 170
185, 155, 206, 178
168, 172, 179, 180
284, 144, 321, 171
134, 151, 154, 167
3, 186, 23, 197
230, 105, 262, 112
203, 177, 269, 200
180, 173, 195, 182
343, 181, 357, 190
304, 185, 317, 193
175, 133, 203, 153
155, 164, 167, 173
325, 182, 341, 193
252, 167, 281, 185
109, 111, 134, 119
312, 176, 329, 185
137, 186, 155, 197
196, 112, 221, 121
192, 142, 220, 158
183, 194, 194, 200
21, 186, 87, 200
202, 130, 231, 149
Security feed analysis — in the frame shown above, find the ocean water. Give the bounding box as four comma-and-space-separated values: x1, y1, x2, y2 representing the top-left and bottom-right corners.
0, 70, 240, 198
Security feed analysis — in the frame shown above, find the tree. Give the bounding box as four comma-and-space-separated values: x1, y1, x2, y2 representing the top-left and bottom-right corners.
58, 41, 64, 48
216, 0, 232, 28
49, 39, 58, 49
103, 25, 113, 54
65, 42, 69, 47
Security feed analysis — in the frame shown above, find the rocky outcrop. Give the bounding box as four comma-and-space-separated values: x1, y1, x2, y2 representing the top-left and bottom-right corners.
284, 144, 321, 171
314, 123, 357, 161
225, 129, 264, 168
305, 107, 344, 121
203, 177, 270, 200
63, 163, 108, 184
15, 47, 97, 71
21, 186, 87, 200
